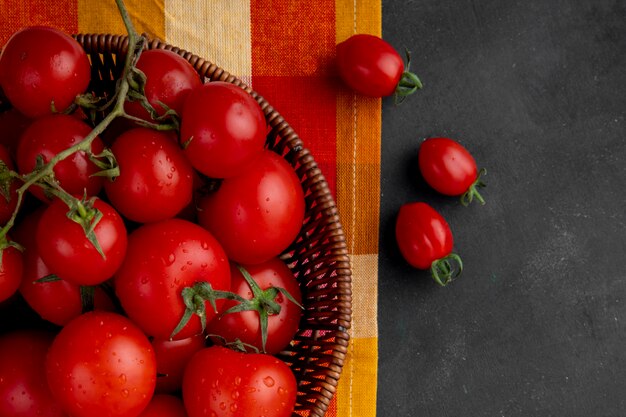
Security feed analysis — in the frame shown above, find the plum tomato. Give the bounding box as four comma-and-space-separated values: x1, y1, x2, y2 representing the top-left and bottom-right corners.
45, 311, 156, 417
36, 197, 127, 286
125, 48, 202, 121
0, 26, 91, 118
197, 149, 305, 265
16, 114, 105, 202
418, 137, 486, 206
180, 81, 267, 178
114, 218, 231, 340
182, 346, 297, 417
395, 202, 462, 286
207, 259, 302, 354
152, 334, 206, 394
104, 128, 194, 223
0, 330, 65, 417
336, 33, 422, 99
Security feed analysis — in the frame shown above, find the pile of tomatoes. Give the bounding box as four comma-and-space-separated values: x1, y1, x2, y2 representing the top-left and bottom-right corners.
0, 26, 307, 417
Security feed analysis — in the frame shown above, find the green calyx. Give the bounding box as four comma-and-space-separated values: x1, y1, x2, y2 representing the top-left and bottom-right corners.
460, 168, 487, 207
430, 253, 463, 286
171, 282, 244, 340
65, 195, 106, 259
395, 49, 423, 104
219, 265, 303, 353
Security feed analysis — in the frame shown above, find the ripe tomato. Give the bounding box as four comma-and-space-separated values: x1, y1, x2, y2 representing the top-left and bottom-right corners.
197, 149, 305, 265
114, 219, 231, 340
46, 311, 156, 417
125, 49, 202, 121
0, 143, 19, 225
182, 346, 297, 417
0, 330, 65, 417
14, 208, 114, 324
36, 197, 128, 286
137, 395, 188, 417
395, 202, 462, 286
418, 137, 486, 206
152, 334, 206, 394
180, 81, 266, 178
0, 236, 23, 303
0, 26, 90, 118
336, 33, 422, 98
207, 259, 302, 354
104, 128, 194, 223
17, 114, 105, 202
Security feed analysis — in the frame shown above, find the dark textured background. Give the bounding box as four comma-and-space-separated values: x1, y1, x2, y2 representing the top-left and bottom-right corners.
379, 0, 626, 416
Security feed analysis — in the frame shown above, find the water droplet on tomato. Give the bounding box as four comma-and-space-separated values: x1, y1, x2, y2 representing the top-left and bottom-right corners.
119, 373, 127, 383
121, 389, 129, 398
263, 376, 275, 387
201, 241, 209, 249
166, 253, 176, 265
230, 403, 238, 412
219, 402, 226, 410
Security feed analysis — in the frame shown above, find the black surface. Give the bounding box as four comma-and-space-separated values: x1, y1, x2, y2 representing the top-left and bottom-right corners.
379, 1, 626, 416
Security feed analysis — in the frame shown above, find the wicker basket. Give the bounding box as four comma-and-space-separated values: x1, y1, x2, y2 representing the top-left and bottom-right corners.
72, 34, 352, 417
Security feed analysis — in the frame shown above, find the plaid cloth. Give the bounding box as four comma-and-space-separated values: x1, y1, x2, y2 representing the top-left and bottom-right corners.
0, 1, 381, 416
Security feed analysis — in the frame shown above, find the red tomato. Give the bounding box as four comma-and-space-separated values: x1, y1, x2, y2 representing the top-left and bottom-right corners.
46, 311, 156, 417
114, 219, 231, 340
137, 395, 188, 417
180, 81, 266, 178
15, 208, 114, 324
207, 259, 302, 354
418, 137, 486, 205
336, 33, 422, 98
197, 150, 305, 265
0, 330, 65, 417
182, 346, 296, 417
17, 114, 105, 202
0, 26, 90, 118
0, 237, 23, 303
0, 143, 19, 225
395, 202, 462, 286
152, 335, 206, 394
104, 128, 194, 223
36, 197, 127, 286
125, 49, 201, 121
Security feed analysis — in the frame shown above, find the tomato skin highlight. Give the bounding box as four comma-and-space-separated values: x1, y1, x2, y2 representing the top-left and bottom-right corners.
45, 311, 156, 417
197, 149, 305, 265
418, 137, 479, 196
114, 218, 231, 340
336, 34, 405, 97
105, 128, 194, 223
180, 81, 267, 179
36, 197, 128, 286
0, 26, 90, 118
395, 202, 454, 270
16, 114, 105, 202
182, 346, 297, 417
0, 330, 65, 417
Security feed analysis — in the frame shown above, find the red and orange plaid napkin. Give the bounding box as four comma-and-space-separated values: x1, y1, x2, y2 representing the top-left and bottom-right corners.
0, 1, 381, 415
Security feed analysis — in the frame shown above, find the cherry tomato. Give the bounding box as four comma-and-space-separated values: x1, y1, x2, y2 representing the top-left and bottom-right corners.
180, 81, 266, 178
14, 208, 114, 325
46, 311, 156, 417
137, 394, 188, 417
36, 197, 127, 286
197, 149, 305, 265
207, 259, 302, 354
0, 330, 65, 417
152, 334, 206, 394
104, 128, 194, 223
182, 346, 297, 417
418, 137, 486, 206
0, 26, 91, 118
0, 143, 19, 225
114, 219, 230, 340
125, 49, 202, 121
395, 202, 462, 286
17, 114, 105, 202
0, 236, 23, 303
336, 33, 422, 98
